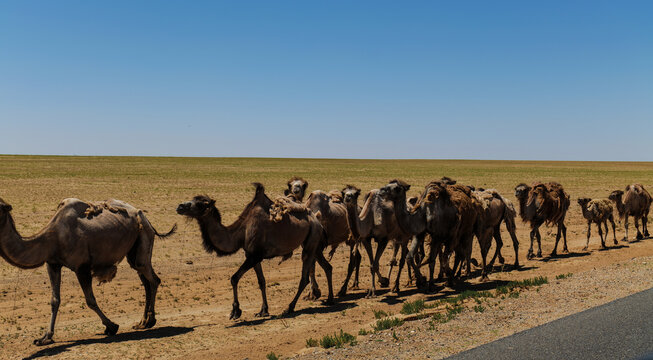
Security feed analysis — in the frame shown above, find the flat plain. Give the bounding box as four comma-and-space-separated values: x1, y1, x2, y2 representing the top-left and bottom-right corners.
1, 155, 653, 359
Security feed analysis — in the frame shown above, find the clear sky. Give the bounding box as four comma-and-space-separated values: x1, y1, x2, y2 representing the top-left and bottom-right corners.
1, 1, 652, 160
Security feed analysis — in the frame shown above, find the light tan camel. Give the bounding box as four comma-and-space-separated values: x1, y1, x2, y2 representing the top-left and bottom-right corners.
609, 184, 652, 241
577, 197, 617, 250
0, 197, 176, 345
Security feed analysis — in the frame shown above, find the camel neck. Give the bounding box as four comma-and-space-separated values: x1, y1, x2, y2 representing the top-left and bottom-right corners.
196, 210, 243, 256
0, 214, 50, 269
614, 198, 625, 218
393, 195, 426, 235
517, 196, 529, 221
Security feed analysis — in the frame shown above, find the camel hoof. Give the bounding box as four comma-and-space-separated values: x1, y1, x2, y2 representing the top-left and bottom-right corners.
480, 276, 490, 282
614, 240, 618, 245
549, 251, 557, 257
637, 233, 644, 240
34, 336, 54, 346
378, 277, 390, 288
322, 298, 335, 306
526, 251, 534, 260
498, 257, 505, 265
254, 310, 269, 318
645, 231, 650, 238
104, 323, 119, 336
281, 308, 294, 317
537, 251, 543, 258
229, 307, 242, 320
337, 288, 348, 297
563, 248, 569, 253
365, 289, 376, 298
513, 262, 520, 269
391, 285, 400, 294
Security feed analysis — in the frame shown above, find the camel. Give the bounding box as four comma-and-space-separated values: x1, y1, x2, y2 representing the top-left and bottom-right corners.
380, 179, 481, 290
0, 197, 176, 345
577, 197, 617, 250
609, 184, 652, 241
472, 189, 520, 273
341, 185, 410, 296
176, 183, 333, 320
514, 182, 570, 258
285, 176, 309, 202
303, 190, 361, 299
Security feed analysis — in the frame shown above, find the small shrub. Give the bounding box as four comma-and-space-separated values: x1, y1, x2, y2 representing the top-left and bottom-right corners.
305, 338, 319, 348
392, 330, 400, 341
266, 352, 280, 360
374, 317, 404, 331
509, 291, 520, 298
473, 305, 485, 313
401, 299, 426, 315
373, 309, 389, 319
319, 330, 357, 348
556, 273, 573, 280
358, 328, 370, 336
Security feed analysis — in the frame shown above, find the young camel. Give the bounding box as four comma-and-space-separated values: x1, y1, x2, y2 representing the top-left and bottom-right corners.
176, 183, 333, 320
577, 197, 617, 250
0, 197, 176, 345
303, 190, 361, 299
514, 182, 570, 258
609, 184, 652, 241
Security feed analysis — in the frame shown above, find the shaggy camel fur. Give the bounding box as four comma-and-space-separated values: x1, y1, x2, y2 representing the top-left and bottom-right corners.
381, 179, 481, 290
176, 184, 333, 320
341, 185, 410, 296
303, 190, 361, 299
609, 184, 652, 241
472, 189, 520, 274
285, 177, 309, 202
514, 182, 570, 258
577, 198, 617, 250
0, 197, 176, 345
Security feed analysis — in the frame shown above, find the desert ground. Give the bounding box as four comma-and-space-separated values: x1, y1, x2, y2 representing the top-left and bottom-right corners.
1, 156, 652, 360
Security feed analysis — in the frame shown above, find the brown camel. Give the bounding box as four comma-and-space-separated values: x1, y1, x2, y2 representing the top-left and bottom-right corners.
578, 197, 617, 250
514, 182, 570, 259
176, 183, 333, 320
472, 189, 520, 274
609, 184, 652, 241
285, 176, 309, 202
341, 185, 410, 296
0, 197, 176, 345
303, 190, 361, 299
380, 179, 481, 290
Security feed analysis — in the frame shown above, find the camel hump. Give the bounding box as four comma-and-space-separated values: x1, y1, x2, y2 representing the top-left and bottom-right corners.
252, 182, 265, 196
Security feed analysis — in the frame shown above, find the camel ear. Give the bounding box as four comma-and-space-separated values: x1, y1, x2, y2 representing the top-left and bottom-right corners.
302, 182, 309, 191
403, 184, 411, 191
355, 189, 361, 197
1, 204, 11, 212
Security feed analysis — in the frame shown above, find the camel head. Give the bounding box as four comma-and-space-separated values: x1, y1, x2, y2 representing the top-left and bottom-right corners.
608, 190, 624, 202
439, 176, 457, 185
305, 191, 330, 211
176, 195, 217, 219
0, 198, 13, 223
577, 197, 591, 208
379, 179, 411, 202
285, 177, 308, 201
424, 183, 449, 204
514, 183, 531, 200
341, 185, 361, 206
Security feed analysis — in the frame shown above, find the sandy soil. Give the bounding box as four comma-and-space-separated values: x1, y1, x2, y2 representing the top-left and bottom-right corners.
2, 216, 653, 360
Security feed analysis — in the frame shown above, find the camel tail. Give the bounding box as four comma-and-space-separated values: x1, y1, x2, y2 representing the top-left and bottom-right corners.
154, 223, 178, 238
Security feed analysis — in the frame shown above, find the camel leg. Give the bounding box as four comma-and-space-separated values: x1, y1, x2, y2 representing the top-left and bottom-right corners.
635, 217, 644, 240
552, 225, 562, 256
314, 250, 334, 305
406, 235, 426, 289
479, 235, 491, 281
535, 228, 543, 257
76, 267, 119, 336
361, 237, 378, 297
392, 243, 408, 294
229, 256, 258, 320
527, 229, 536, 259
644, 213, 650, 238
505, 217, 520, 268
610, 216, 618, 245
561, 223, 569, 252
34, 264, 62, 346
127, 242, 160, 330
303, 262, 321, 301
253, 263, 269, 317
624, 214, 630, 241
429, 245, 443, 291
283, 249, 314, 315
374, 237, 390, 288
387, 243, 399, 288
488, 225, 504, 268
598, 221, 606, 249
583, 221, 591, 251
338, 245, 357, 297
352, 247, 361, 289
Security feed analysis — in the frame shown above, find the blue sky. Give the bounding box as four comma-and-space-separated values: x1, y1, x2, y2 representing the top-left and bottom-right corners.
1, 1, 651, 160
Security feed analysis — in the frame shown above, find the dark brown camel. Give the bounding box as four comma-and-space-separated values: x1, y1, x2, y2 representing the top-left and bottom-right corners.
380, 179, 481, 290
303, 190, 361, 299
176, 183, 333, 320
578, 197, 617, 250
609, 184, 652, 241
285, 176, 309, 202
514, 182, 570, 259
0, 197, 176, 345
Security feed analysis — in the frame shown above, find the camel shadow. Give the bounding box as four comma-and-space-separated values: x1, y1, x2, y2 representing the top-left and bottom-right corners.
23, 326, 193, 360
423, 279, 512, 302
227, 301, 358, 327
597, 244, 629, 252
538, 252, 590, 262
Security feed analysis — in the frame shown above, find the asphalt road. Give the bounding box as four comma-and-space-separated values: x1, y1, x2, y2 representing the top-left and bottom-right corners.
447, 287, 653, 360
